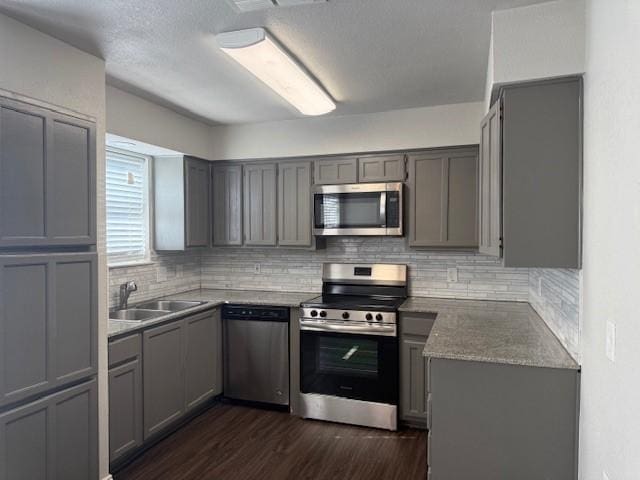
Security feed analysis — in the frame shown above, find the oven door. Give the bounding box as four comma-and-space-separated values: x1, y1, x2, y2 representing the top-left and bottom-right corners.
300, 326, 398, 405
313, 183, 402, 236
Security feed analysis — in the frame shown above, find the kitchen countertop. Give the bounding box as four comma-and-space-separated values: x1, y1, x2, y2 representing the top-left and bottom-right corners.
108, 288, 316, 338
399, 297, 579, 370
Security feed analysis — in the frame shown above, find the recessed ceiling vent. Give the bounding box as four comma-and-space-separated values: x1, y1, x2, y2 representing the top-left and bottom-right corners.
228, 0, 327, 13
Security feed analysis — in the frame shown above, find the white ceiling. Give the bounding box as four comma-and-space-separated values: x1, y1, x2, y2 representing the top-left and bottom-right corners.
0, 0, 547, 125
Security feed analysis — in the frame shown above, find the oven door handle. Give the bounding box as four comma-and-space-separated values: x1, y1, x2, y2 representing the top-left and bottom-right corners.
299, 319, 397, 337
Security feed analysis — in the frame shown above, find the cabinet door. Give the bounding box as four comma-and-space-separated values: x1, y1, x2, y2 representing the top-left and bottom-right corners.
211, 164, 243, 246
108, 357, 142, 462
243, 163, 277, 245
358, 154, 405, 182
408, 147, 478, 248
278, 161, 312, 247
0, 96, 95, 247
184, 311, 217, 411
0, 378, 98, 480
184, 157, 210, 247
399, 336, 428, 426
143, 321, 184, 439
479, 101, 502, 257
314, 157, 357, 184
0, 253, 97, 407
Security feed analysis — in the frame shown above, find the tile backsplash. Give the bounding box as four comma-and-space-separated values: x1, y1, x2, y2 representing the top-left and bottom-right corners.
108, 237, 581, 362
200, 237, 530, 301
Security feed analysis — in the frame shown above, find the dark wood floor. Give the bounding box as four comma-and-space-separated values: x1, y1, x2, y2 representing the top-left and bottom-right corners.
115, 404, 427, 480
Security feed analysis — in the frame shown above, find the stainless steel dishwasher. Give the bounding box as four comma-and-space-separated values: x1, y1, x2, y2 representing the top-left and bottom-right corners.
222, 304, 290, 407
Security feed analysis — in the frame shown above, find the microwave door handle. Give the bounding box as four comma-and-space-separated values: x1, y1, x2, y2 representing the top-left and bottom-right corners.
379, 191, 387, 227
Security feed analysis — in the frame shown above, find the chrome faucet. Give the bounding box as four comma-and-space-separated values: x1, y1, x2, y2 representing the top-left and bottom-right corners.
118, 281, 138, 310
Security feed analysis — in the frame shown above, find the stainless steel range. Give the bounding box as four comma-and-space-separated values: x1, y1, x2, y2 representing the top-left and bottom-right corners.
299, 263, 407, 431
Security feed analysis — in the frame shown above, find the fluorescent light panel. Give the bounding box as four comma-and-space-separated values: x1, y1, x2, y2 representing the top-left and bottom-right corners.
217, 28, 336, 116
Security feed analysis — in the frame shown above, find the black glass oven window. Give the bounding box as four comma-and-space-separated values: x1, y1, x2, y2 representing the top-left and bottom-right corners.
314, 192, 382, 228
317, 336, 378, 378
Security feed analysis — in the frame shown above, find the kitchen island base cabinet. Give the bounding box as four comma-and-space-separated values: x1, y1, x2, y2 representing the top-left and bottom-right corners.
427, 358, 579, 480
0, 378, 98, 480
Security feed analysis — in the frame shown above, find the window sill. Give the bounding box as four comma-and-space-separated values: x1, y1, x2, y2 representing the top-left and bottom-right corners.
108, 260, 154, 270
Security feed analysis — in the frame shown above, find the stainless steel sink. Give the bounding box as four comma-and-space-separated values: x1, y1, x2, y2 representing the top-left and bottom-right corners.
109, 308, 170, 321
135, 300, 205, 312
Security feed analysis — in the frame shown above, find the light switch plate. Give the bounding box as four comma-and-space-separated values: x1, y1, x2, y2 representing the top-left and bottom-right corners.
447, 267, 458, 283
606, 321, 616, 362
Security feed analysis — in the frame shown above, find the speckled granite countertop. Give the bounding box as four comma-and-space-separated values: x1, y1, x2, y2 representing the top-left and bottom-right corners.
399, 297, 579, 370
108, 288, 316, 338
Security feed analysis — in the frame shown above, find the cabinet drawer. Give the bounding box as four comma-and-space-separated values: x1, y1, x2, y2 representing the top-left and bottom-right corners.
109, 333, 141, 368
400, 313, 436, 336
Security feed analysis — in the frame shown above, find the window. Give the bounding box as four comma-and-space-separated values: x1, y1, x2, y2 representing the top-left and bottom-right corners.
106, 148, 150, 266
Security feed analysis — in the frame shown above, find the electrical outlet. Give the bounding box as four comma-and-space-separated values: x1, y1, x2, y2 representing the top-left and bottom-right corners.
447, 267, 458, 283
538, 277, 543, 296
176, 265, 183, 277
254, 263, 261, 274
606, 321, 616, 362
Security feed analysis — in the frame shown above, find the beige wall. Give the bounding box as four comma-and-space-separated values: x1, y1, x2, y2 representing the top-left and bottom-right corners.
580, 0, 640, 478
0, 12, 111, 480
209, 101, 484, 160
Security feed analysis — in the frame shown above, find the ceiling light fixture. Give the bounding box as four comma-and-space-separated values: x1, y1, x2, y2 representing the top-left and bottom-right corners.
216, 28, 336, 116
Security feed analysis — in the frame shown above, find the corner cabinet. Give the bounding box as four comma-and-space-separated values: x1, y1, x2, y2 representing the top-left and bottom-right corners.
399, 312, 435, 428
407, 147, 478, 248
211, 164, 243, 246
479, 77, 582, 268
0, 96, 96, 247
278, 161, 312, 247
243, 163, 277, 246
154, 155, 210, 250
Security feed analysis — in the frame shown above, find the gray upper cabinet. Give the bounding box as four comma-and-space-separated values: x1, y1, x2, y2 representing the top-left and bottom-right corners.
478, 101, 502, 257
314, 157, 358, 184
358, 154, 406, 182
184, 311, 217, 411
108, 334, 142, 463
278, 161, 312, 247
501, 78, 582, 268
408, 147, 478, 248
0, 96, 96, 248
0, 253, 97, 408
184, 157, 210, 247
0, 378, 98, 480
243, 163, 277, 245
143, 321, 185, 439
154, 155, 210, 250
211, 164, 243, 246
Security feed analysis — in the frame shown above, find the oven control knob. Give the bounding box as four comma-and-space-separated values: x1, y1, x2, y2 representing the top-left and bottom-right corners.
376, 314, 383, 321
319, 310, 327, 318
342, 311, 350, 319
365, 313, 373, 321
310, 310, 318, 317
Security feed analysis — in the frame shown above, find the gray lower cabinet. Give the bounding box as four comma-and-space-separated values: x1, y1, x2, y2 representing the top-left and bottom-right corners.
278, 161, 312, 247
314, 157, 358, 184
358, 154, 406, 182
0, 378, 98, 480
154, 155, 210, 250
427, 358, 579, 480
408, 147, 478, 248
399, 313, 435, 428
0, 253, 98, 408
143, 320, 185, 439
211, 164, 243, 246
243, 163, 277, 245
141, 308, 219, 441
480, 77, 582, 268
0, 96, 96, 248
108, 334, 142, 462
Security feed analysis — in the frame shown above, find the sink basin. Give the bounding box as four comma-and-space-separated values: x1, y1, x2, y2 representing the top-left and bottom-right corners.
109, 309, 170, 321
135, 300, 206, 312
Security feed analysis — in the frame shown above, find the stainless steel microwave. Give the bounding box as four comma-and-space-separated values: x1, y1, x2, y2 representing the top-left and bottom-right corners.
313, 182, 403, 236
